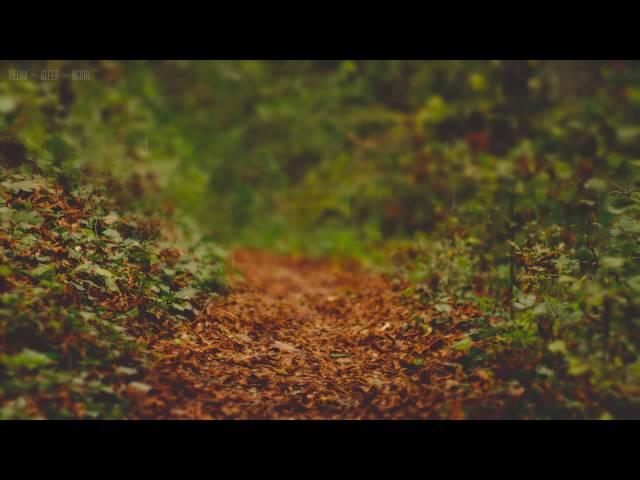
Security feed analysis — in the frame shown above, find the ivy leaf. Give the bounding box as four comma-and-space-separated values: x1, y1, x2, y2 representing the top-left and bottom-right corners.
1, 178, 47, 193
93, 266, 114, 278
175, 287, 197, 300
532, 303, 548, 318
103, 228, 123, 243
514, 293, 536, 310
29, 263, 56, 278
172, 302, 193, 312
102, 212, 120, 225
12, 210, 44, 227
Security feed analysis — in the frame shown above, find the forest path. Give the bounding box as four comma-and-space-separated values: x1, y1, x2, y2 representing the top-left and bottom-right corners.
135, 249, 489, 419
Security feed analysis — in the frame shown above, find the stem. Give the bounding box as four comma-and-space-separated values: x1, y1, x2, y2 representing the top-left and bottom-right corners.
509, 189, 516, 321
602, 295, 611, 362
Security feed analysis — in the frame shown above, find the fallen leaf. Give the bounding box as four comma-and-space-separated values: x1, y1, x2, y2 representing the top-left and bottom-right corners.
129, 382, 153, 394
271, 340, 302, 354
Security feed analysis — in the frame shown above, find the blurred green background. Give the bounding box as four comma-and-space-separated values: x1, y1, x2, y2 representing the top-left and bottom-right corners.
3, 61, 638, 256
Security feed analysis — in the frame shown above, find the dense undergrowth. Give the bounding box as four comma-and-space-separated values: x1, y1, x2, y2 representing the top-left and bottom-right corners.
0, 164, 225, 418
0, 64, 227, 417
1, 60, 640, 418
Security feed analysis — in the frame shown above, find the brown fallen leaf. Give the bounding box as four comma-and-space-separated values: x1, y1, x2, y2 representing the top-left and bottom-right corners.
128, 381, 153, 394
271, 340, 302, 354
235, 333, 252, 343
134, 249, 502, 420
508, 383, 525, 397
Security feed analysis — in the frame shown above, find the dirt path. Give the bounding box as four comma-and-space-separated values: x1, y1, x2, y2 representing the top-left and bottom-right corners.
135, 249, 490, 419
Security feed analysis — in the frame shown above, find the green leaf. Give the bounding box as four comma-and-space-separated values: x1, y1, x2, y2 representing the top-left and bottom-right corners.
568, 357, 590, 376
453, 337, 473, 352
79, 311, 96, 321
175, 287, 198, 300
532, 303, 548, 318
172, 302, 193, 312
627, 275, 640, 292
514, 293, 536, 310
435, 303, 452, 313
606, 154, 623, 169
0, 95, 17, 114
585, 178, 608, 193
28, 263, 56, 278
102, 212, 120, 225
548, 340, 567, 355
12, 210, 44, 227
607, 204, 628, 215
104, 277, 120, 293
2, 348, 54, 370
558, 275, 578, 284
1, 178, 47, 193
93, 267, 114, 278
102, 228, 123, 243
600, 256, 625, 269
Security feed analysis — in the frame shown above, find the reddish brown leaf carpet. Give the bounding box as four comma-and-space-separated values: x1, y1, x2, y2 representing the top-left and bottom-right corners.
134, 249, 497, 419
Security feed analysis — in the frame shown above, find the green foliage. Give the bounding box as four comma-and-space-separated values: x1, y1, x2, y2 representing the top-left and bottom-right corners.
0, 166, 225, 418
